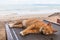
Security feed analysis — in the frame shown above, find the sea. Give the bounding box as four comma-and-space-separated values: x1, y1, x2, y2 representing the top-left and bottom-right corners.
0, 4, 60, 16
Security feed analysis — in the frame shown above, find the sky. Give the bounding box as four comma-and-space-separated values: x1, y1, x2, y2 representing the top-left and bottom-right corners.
0, 0, 60, 5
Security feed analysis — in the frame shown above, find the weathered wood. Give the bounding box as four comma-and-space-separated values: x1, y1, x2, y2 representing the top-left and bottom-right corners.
5, 23, 14, 40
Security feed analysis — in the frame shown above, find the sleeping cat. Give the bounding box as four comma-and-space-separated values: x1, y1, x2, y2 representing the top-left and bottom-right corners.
8, 19, 57, 36
20, 19, 57, 36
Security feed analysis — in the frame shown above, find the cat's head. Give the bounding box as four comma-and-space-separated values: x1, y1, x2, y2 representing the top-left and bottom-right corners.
41, 22, 57, 35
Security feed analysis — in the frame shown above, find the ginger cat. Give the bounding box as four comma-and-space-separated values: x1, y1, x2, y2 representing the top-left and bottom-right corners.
20, 19, 57, 36
8, 19, 57, 36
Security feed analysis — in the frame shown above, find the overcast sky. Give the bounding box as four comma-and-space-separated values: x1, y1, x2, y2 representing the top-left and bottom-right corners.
0, 0, 60, 5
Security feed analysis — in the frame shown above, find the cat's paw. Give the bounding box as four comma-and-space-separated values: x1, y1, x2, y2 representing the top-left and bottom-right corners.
20, 31, 25, 36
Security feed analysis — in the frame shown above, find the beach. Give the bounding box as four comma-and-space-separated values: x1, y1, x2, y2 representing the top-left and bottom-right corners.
0, 1, 60, 40
0, 12, 60, 40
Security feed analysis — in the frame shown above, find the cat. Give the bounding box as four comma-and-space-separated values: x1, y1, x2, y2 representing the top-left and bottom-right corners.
20, 19, 57, 36
8, 19, 57, 36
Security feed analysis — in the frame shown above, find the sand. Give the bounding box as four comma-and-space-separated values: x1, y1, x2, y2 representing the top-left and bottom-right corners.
0, 21, 6, 40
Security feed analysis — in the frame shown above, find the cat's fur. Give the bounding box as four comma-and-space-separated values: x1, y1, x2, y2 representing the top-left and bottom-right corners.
9, 19, 57, 36
20, 19, 57, 36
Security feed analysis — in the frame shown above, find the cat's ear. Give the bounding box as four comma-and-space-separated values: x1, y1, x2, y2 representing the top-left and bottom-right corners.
47, 22, 51, 26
